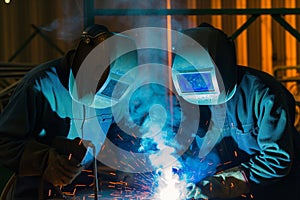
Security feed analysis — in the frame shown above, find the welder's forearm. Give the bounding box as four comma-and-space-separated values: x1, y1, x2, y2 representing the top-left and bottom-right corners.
197, 166, 250, 199
0, 135, 25, 173
240, 142, 292, 186
18, 139, 50, 176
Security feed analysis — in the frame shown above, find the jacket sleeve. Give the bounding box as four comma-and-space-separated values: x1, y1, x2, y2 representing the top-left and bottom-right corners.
0, 77, 50, 176
241, 84, 295, 186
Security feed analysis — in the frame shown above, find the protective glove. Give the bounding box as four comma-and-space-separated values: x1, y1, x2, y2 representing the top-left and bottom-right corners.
185, 166, 250, 199
42, 148, 83, 187
185, 182, 208, 199
51, 137, 91, 164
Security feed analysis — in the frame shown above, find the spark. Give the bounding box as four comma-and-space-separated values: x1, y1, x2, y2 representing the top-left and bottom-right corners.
129, 150, 135, 157
155, 166, 185, 200
82, 169, 92, 173
224, 161, 233, 165
117, 134, 124, 140
131, 132, 137, 139
234, 150, 238, 157
75, 184, 86, 187
88, 182, 94, 187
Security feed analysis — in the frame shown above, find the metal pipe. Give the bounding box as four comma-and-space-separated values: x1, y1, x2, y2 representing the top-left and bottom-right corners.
92, 8, 300, 16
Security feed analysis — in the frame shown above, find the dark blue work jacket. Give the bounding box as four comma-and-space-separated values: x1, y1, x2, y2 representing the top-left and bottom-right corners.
192, 66, 300, 200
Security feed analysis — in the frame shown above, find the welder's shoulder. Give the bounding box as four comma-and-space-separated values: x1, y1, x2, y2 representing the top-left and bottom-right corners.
238, 66, 276, 84
237, 65, 289, 91
20, 58, 64, 87
237, 65, 295, 104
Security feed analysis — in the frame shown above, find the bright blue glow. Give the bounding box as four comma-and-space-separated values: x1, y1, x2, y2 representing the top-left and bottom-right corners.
39, 129, 46, 137
99, 79, 129, 99
177, 72, 214, 93
178, 150, 220, 184
127, 83, 220, 198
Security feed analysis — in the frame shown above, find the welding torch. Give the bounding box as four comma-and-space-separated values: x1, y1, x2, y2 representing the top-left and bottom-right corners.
51, 137, 99, 200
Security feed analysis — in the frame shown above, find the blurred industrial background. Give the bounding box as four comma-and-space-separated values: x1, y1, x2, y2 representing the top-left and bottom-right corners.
1, 0, 300, 129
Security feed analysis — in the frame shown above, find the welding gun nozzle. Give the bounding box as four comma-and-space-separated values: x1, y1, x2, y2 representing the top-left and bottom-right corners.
87, 141, 95, 148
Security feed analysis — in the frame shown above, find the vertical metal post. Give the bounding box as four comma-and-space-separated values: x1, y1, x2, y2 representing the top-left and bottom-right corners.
84, 0, 95, 28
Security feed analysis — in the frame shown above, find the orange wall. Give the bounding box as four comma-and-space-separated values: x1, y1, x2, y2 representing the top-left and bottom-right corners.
1, 0, 300, 75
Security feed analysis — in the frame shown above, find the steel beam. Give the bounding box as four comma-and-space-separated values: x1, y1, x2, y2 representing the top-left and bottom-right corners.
91, 8, 300, 16
0, 81, 20, 99
8, 30, 38, 62
272, 14, 300, 42
230, 14, 259, 40
31, 25, 65, 56
82, 1, 300, 41
84, 0, 95, 28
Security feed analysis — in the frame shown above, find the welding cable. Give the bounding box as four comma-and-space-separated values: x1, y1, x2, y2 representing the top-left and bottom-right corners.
80, 105, 86, 139
92, 144, 99, 200
81, 105, 99, 200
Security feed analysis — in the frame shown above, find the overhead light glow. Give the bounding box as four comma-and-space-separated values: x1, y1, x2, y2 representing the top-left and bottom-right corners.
5, 0, 11, 4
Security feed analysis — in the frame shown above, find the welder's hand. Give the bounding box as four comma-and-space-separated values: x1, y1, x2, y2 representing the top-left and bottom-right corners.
51, 137, 91, 164
184, 182, 208, 200
117, 171, 137, 187
42, 148, 83, 187
193, 166, 250, 199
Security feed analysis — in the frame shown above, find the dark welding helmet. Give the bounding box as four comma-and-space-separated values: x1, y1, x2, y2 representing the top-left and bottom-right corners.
172, 23, 237, 105
69, 24, 138, 108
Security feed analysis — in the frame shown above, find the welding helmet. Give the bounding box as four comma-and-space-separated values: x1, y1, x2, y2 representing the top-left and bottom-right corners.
69, 24, 138, 108
172, 23, 237, 105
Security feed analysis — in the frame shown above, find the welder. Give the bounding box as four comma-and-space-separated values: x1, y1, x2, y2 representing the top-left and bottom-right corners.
172, 23, 300, 200
0, 24, 137, 199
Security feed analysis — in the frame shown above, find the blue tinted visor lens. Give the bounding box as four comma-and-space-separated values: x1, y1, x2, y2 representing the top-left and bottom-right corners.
177, 72, 214, 93
98, 79, 129, 100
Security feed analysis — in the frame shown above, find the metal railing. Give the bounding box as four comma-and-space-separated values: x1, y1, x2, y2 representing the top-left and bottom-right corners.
83, 0, 300, 42
2, 2, 300, 112
0, 24, 64, 110
274, 65, 300, 129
